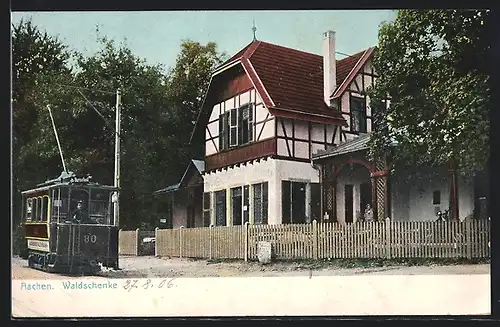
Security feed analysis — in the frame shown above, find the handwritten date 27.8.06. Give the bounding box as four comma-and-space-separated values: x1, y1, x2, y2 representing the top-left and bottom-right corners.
122, 278, 176, 291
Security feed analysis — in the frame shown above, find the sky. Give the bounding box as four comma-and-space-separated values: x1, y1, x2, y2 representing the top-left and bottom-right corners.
11, 10, 397, 72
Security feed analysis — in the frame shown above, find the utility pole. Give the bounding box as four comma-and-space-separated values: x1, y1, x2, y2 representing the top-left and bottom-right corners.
46, 105, 68, 173
113, 89, 121, 228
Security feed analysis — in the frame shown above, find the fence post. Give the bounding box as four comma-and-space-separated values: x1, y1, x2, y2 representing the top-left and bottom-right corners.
244, 222, 250, 262
209, 225, 213, 260
135, 228, 140, 256
385, 218, 391, 259
179, 226, 184, 258
312, 220, 318, 260
465, 218, 472, 259
154, 227, 159, 257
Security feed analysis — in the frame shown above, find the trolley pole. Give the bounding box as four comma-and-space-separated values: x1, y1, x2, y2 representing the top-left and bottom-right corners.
113, 88, 121, 228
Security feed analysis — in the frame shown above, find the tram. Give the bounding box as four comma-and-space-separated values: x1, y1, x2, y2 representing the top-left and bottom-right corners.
21, 171, 120, 274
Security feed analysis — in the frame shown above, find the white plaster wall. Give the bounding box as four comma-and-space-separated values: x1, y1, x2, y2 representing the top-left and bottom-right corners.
203, 158, 321, 225
277, 139, 288, 156
337, 60, 375, 140
205, 88, 276, 156
295, 141, 309, 159
205, 141, 217, 157
458, 175, 475, 220
203, 158, 277, 225
275, 159, 321, 224
326, 124, 335, 144
255, 102, 268, 122
390, 173, 410, 221
205, 120, 219, 156
209, 103, 220, 121
408, 172, 450, 221
391, 168, 475, 221
257, 113, 274, 140
310, 122, 324, 142
295, 121, 308, 139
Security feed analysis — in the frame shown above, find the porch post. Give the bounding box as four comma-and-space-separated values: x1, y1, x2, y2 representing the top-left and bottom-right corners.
371, 176, 378, 221
372, 159, 390, 221
448, 164, 459, 220
322, 162, 336, 222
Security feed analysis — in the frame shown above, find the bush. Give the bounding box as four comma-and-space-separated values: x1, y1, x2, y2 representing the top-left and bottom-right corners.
12, 222, 28, 258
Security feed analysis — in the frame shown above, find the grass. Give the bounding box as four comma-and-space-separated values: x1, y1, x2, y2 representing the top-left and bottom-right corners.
205, 257, 489, 269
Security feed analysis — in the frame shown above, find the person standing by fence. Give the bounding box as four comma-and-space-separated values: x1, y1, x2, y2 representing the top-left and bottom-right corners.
364, 204, 374, 222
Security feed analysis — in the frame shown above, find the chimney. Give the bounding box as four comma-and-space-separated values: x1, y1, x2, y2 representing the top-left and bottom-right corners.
323, 30, 336, 107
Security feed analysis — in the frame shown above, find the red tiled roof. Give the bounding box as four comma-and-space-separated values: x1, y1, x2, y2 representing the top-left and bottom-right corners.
215, 40, 373, 125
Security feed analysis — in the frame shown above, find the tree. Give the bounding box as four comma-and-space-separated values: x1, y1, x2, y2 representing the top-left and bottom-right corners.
71, 35, 180, 229
165, 40, 227, 160
11, 19, 77, 254
11, 21, 228, 230
367, 9, 490, 175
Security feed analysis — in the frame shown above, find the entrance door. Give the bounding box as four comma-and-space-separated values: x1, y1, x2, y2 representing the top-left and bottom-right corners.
360, 182, 372, 216
345, 184, 354, 223
187, 205, 195, 228
291, 182, 306, 223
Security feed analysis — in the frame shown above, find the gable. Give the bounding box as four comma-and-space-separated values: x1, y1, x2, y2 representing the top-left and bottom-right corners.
191, 41, 376, 144
332, 47, 375, 99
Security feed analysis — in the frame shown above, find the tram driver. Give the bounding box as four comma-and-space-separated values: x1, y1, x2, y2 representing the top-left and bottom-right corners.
72, 200, 92, 224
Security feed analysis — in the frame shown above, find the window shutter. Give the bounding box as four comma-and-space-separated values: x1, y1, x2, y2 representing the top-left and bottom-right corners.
262, 182, 268, 224
282, 181, 291, 224
253, 183, 262, 225
219, 114, 225, 151
248, 104, 254, 142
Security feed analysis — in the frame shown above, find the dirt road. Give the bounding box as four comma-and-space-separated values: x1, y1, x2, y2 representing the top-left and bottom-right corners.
11, 256, 490, 280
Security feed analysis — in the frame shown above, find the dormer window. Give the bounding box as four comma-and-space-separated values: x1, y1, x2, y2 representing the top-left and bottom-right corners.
219, 103, 254, 151
350, 96, 367, 133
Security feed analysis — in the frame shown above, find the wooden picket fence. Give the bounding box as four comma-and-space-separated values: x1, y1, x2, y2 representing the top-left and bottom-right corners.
150, 219, 490, 261
118, 229, 139, 256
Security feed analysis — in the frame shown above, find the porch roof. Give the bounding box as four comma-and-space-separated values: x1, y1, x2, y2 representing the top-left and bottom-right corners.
153, 183, 181, 195
312, 133, 371, 160
153, 159, 205, 196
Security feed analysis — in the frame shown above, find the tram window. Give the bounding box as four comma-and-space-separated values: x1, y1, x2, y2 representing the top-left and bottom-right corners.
36, 198, 42, 221
26, 198, 33, 222
32, 198, 38, 222
51, 189, 59, 222
90, 189, 110, 224
59, 187, 69, 221
41, 197, 49, 222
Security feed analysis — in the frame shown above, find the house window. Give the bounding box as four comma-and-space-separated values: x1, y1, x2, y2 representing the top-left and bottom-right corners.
350, 96, 367, 133
282, 181, 307, 224
253, 182, 268, 224
230, 185, 250, 226
433, 190, 441, 205
219, 103, 254, 151
215, 190, 226, 226
203, 192, 211, 227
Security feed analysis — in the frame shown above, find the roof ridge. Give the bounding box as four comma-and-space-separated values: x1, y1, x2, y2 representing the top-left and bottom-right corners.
255, 40, 322, 58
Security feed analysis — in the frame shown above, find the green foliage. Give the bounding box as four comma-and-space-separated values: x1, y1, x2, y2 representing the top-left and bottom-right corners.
165, 40, 227, 159
12, 20, 226, 230
367, 9, 490, 175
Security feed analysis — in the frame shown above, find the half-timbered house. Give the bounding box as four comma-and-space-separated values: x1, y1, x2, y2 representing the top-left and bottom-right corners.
157, 30, 488, 228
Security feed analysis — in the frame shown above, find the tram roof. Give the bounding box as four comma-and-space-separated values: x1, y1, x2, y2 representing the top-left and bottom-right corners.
21, 171, 119, 195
